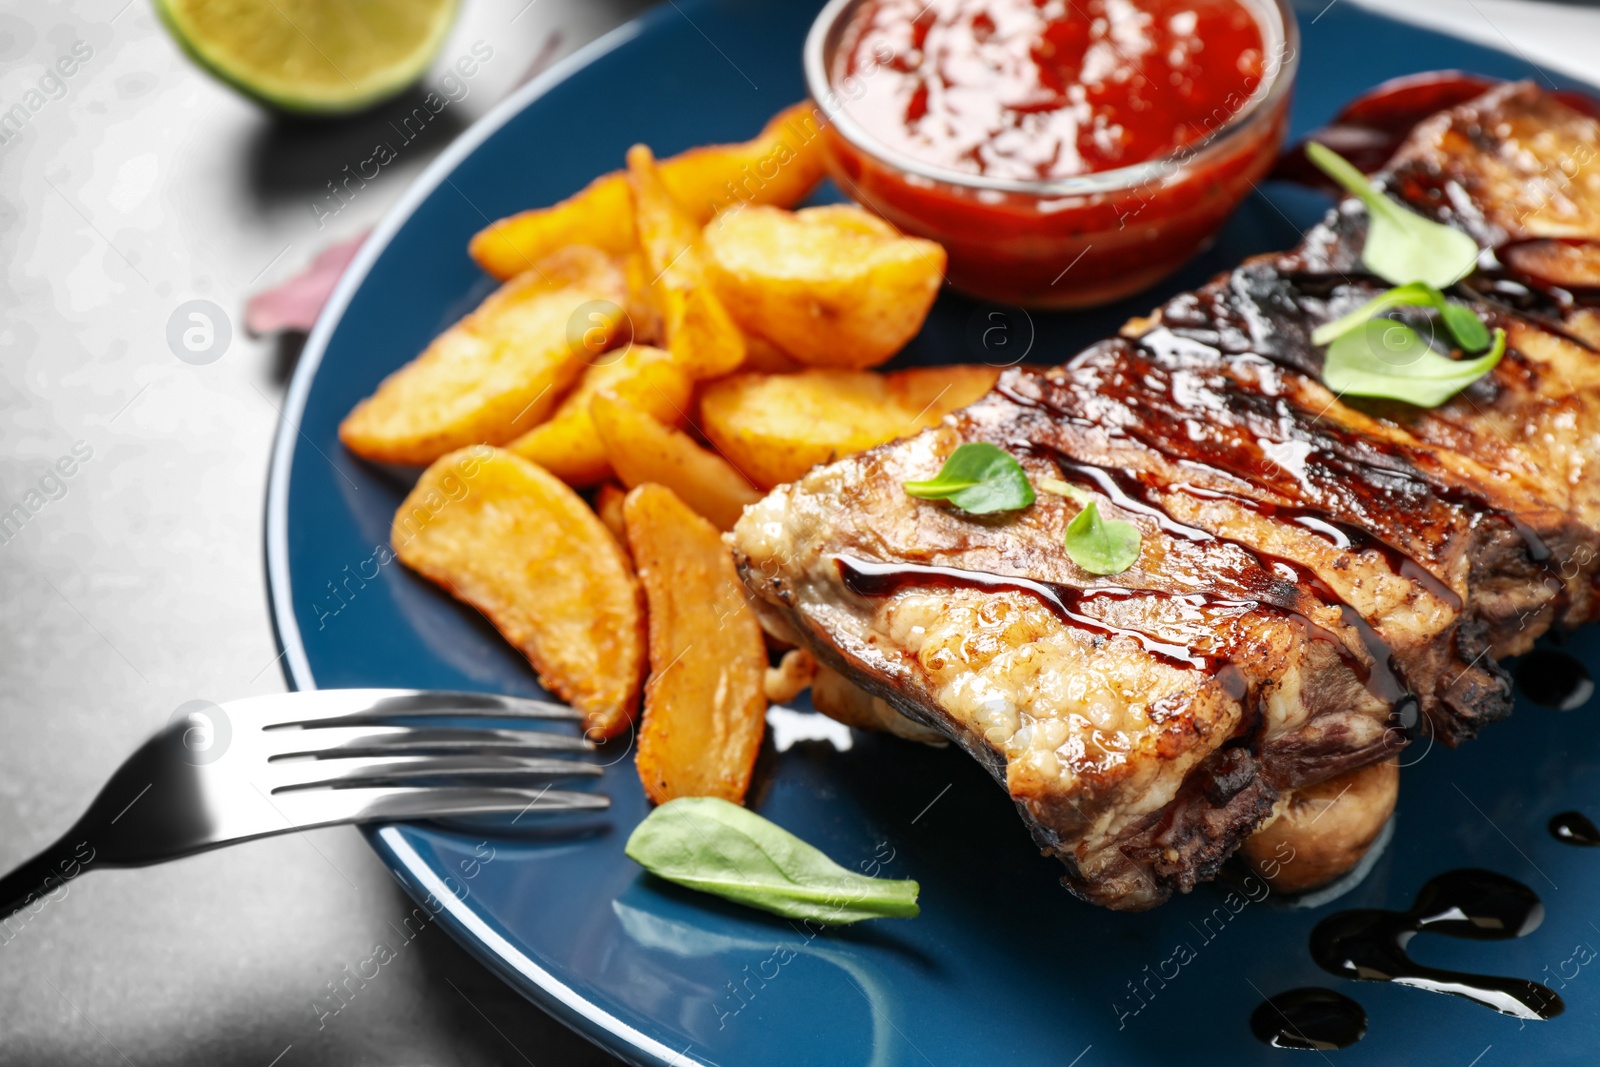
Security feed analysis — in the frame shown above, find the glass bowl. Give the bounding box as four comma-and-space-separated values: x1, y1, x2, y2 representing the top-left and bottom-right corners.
803, 0, 1300, 309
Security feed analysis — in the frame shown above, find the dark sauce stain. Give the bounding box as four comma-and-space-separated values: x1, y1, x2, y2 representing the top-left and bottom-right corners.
1249, 987, 1367, 1051
1512, 648, 1594, 711
1310, 869, 1563, 1020
1550, 811, 1600, 847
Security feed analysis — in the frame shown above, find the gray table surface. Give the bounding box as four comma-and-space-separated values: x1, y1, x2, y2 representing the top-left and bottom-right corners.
2, 1, 1598, 1064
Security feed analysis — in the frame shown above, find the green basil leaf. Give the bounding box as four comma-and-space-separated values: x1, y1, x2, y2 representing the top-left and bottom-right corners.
1437, 300, 1492, 352
1063, 501, 1141, 576
903, 442, 1036, 514
625, 797, 921, 924
1311, 282, 1493, 355
1323, 321, 1506, 407
1306, 143, 1480, 290
1310, 282, 1436, 347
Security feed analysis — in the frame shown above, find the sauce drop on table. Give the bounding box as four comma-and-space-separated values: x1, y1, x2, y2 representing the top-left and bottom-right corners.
1512, 648, 1593, 710
1551, 811, 1600, 847
1310, 868, 1563, 1020
1249, 987, 1366, 1051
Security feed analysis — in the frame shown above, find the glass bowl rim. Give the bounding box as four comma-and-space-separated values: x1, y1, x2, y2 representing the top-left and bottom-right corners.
802, 0, 1301, 199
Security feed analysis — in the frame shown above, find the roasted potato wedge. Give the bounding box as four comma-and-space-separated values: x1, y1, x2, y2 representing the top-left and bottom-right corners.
705, 204, 947, 369
627, 145, 746, 378
698, 365, 1000, 488
470, 103, 826, 280
509, 345, 693, 486
594, 481, 629, 545
739, 331, 805, 374
591, 390, 760, 530
625, 483, 767, 804
340, 246, 627, 466
392, 447, 645, 738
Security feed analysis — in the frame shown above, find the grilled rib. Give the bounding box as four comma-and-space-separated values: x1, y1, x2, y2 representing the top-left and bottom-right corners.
731, 81, 1600, 910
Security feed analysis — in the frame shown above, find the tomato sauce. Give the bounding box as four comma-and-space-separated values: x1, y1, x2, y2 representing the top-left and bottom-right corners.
815, 0, 1293, 307
836, 0, 1267, 181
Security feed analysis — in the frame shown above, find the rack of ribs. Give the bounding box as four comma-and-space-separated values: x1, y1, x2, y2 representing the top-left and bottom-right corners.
730, 81, 1600, 910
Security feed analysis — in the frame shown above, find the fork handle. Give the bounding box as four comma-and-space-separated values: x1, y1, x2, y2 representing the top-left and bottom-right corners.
0, 837, 97, 928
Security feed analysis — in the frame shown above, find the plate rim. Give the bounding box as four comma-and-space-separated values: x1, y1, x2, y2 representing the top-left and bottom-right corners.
261, 7, 708, 1065
259, 4, 1600, 1065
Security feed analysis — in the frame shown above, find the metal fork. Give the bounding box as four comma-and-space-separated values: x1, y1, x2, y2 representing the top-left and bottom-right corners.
0, 689, 607, 922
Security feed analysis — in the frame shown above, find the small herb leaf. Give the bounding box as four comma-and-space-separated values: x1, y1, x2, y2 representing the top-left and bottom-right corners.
1310, 282, 1435, 347
1323, 321, 1506, 407
1063, 501, 1141, 576
625, 797, 921, 924
904, 442, 1036, 514
1438, 300, 1491, 352
1305, 143, 1480, 289
1311, 282, 1493, 355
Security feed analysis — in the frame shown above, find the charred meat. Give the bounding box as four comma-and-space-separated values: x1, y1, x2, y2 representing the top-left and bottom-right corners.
731, 82, 1600, 910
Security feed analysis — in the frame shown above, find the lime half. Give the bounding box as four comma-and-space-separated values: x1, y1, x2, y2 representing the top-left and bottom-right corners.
155, 0, 460, 115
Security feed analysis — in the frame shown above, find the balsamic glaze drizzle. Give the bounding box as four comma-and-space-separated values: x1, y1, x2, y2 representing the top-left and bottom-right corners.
1310, 869, 1563, 1020
1022, 447, 1412, 703
1249, 987, 1367, 1051
834, 555, 1408, 713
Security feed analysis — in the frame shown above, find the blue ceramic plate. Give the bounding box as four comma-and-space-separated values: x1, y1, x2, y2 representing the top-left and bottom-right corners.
266, 3, 1600, 1063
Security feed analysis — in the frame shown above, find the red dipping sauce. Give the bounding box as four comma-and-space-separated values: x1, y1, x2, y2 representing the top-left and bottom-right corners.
805, 0, 1298, 307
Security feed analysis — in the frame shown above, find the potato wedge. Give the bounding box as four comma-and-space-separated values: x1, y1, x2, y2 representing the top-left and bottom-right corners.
509, 345, 693, 486
470, 103, 826, 280
624, 483, 766, 804
340, 246, 627, 466
591, 390, 760, 530
705, 204, 947, 370
698, 365, 1000, 488
739, 331, 805, 374
594, 482, 628, 545
392, 446, 644, 738
627, 145, 746, 378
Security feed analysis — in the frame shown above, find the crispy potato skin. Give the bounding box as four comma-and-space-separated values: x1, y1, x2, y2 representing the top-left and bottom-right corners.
391, 447, 645, 738
340, 246, 627, 466
470, 103, 826, 281
624, 484, 767, 804
1239, 759, 1400, 894
627, 145, 746, 378
591, 390, 760, 530
705, 204, 947, 369
508, 345, 693, 486
698, 365, 1000, 488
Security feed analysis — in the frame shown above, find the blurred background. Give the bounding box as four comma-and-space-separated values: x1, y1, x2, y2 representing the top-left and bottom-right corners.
1, 0, 1598, 1063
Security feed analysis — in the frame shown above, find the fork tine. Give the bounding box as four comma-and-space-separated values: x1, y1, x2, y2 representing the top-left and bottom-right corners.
235, 689, 580, 729
264, 754, 602, 793
261, 725, 593, 759
263, 785, 609, 833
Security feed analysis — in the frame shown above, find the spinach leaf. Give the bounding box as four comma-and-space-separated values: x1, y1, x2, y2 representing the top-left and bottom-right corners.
903, 442, 1035, 514
1323, 321, 1506, 407
1063, 501, 1141, 576
1306, 143, 1480, 290
625, 797, 921, 924
1311, 282, 1491, 352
